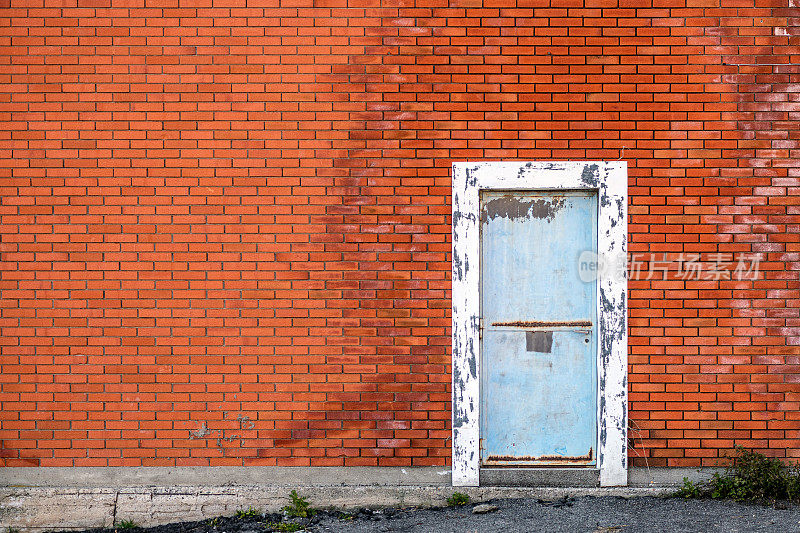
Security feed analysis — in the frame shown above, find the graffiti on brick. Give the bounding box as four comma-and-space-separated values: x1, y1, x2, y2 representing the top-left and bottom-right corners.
189, 413, 256, 449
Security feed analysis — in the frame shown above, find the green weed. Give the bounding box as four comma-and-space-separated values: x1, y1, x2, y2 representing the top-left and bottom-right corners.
116, 519, 139, 530
674, 446, 800, 503
235, 507, 262, 520
282, 490, 313, 518
446, 492, 470, 506
675, 477, 704, 499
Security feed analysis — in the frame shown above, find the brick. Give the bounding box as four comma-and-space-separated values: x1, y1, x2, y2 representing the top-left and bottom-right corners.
0, 2, 798, 469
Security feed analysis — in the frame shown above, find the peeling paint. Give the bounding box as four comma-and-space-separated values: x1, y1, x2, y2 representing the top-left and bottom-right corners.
467, 339, 476, 378
581, 164, 599, 186
453, 252, 464, 281
480, 195, 566, 223
465, 167, 479, 187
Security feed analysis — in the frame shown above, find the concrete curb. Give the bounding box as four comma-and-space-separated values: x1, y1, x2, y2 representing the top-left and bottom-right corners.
0, 485, 678, 531
0, 467, 717, 531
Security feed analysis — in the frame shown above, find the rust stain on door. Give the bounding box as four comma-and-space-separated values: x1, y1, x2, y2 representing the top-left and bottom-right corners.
492, 320, 593, 328
484, 448, 594, 467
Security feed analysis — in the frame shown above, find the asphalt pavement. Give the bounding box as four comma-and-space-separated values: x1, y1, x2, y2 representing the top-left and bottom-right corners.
310, 496, 800, 532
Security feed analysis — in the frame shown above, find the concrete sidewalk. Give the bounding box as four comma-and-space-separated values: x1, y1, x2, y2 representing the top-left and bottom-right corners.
0, 467, 712, 531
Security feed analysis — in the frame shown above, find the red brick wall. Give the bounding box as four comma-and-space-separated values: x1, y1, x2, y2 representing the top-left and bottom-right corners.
0, 0, 798, 468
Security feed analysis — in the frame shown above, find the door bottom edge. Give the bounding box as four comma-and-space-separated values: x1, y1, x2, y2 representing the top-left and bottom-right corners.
479, 467, 600, 488
481, 464, 597, 468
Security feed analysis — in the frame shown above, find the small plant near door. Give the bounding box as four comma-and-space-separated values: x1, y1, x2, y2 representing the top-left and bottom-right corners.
447, 492, 470, 506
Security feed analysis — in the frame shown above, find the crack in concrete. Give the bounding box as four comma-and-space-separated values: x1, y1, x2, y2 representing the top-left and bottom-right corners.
112, 490, 119, 527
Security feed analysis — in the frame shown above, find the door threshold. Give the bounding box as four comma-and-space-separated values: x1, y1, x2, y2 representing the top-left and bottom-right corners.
480, 467, 600, 487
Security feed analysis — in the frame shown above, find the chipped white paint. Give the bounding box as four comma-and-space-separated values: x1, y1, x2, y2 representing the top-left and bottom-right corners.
451, 161, 628, 487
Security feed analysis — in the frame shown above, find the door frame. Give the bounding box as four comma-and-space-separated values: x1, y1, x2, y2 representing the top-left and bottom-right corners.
451, 161, 628, 487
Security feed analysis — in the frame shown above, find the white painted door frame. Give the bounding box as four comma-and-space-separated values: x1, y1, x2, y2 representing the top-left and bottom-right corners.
451, 161, 628, 487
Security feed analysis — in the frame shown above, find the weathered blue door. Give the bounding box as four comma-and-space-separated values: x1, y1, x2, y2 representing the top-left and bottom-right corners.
480, 190, 597, 466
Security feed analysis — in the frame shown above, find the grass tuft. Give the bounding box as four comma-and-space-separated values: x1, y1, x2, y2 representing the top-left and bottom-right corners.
235, 507, 262, 520
446, 492, 470, 506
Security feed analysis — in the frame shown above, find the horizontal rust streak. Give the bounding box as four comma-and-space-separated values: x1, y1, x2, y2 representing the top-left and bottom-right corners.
485, 447, 593, 463
490, 320, 592, 328
481, 461, 594, 470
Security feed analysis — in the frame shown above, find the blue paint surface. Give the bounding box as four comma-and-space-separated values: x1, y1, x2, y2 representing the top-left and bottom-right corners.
480, 190, 597, 465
